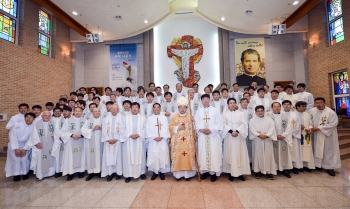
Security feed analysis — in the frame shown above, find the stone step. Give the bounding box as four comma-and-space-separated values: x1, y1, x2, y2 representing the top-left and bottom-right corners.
339, 138, 350, 149
337, 128, 350, 134
338, 133, 350, 141
340, 146, 350, 160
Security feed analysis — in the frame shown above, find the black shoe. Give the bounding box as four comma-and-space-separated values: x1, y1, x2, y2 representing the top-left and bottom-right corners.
327, 169, 335, 176
159, 173, 165, 180
255, 172, 262, 179
28, 170, 34, 175
115, 174, 121, 180
13, 175, 21, 182
151, 172, 158, 181
85, 174, 94, 181
67, 174, 74, 181
78, 172, 84, 179
238, 175, 245, 181
298, 168, 304, 172
316, 167, 322, 171
201, 172, 210, 180
303, 167, 312, 172
125, 177, 131, 183
23, 173, 30, 180
210, 175, 217, 182
229, 175, 234, 182
176, 177, 183, 181
55, 172, 62, 178
292, 167, 299, 175
107, 173, 116, 182
282, 170, 291, 178
96, 172, 102, 178
266, 174, 274, 180
140, 174, 147, 180
185, 177, 191, 181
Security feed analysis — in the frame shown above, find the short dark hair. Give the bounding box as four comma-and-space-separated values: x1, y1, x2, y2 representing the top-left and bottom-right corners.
295, 101, 307, 108
149, 82, 155, 87
93, 96, 101, 101
90, 87, 99, 94
124, 87, 131, 92
59, 98, 67, 102
25, 112, 36, 118
116, 88, 124, 94
221, 88, 228, 93
255, 105, 265, 111
208, 84, 214, 88
89, 103, 97, 108
70, 92, 77, 96
240, 98, 248, 103
76, 100, 86, 107
247, 86, 255, 91
212, 90, 220, 95
232, 83, 239, 87
63, 106, 72, 112
123, 100, 132, 106
297, 83, 306, 88
227, 98, 236, 104
271, 102, 281, 108
88, 92, 96, 96
243, 92, 250, 97
164, 92, 173, 97
153, 103, 161, 108
68, 99, 76, 103
53, 107, 62, 112
106, 101, 114, 106
105, 87, 112, 92
131, 102, 140, 108
32, 105, 42, 110
241, 49, 261, 63
79, 87, 86, 91
137, 87, 145, 94
45, 102, 54, 106
314, 97, 326, 102
271, 90, 279, 94
192, 83, 198, 87
201, 94, 210, 100
77, 93, 84, 98
282, 100, 292, 105
146, 92, 154, 98
221, 83, 227, 87
155, 86, 161, 90
163, 84, 170, 88
284, 85, 294, 91
257, 88, 265, 93
18, 103, 29, 109
263, 85, 269, 88
204, 86, 210, 91
274, 83, 282, 88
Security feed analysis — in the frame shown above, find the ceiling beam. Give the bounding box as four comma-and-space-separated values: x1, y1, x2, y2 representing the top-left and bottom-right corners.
31, 0, 90, 36
282, 0, 322, 28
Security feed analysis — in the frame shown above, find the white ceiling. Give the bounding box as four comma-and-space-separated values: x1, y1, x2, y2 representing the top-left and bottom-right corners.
52, 0, 308, 42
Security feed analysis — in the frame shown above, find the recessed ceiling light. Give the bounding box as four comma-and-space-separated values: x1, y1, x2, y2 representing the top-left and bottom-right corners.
144, 20, 148, 24
72, 11, 78, 15
293, 1, 299, 5
221, 17, 225, 21
116, 15, 122, 20
245, 10, 253, 15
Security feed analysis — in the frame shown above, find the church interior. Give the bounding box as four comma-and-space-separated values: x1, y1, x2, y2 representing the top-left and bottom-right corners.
0, 0, 350, 208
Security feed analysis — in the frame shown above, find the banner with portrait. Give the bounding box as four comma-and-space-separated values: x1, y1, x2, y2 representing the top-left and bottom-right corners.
235, 38, 266, 86
109, 44, 137, 90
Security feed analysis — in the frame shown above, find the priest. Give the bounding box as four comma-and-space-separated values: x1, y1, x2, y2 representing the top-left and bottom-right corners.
60, 107, 86, 181
222, 98, 250, 181
161, 92, 177, 123
269, 102, 293, 178
6, 103, 29, 130
81, 107, 103, 181
249, 105, 277, 180
120, 102, 147, 183
5, 112, 36, 181
146, 103, 170, 180
101, 104, 123, 181
310, 97, 341, 176
169, 96, 197, 180
28, 111, 56, 180
195, 94, 223, 182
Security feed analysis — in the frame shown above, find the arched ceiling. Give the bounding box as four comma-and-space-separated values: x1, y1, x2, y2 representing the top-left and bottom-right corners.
51, 0, 309, 42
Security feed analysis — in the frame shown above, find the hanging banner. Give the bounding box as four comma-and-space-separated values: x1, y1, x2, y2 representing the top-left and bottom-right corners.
235, 38, 266, 86
109, 44, 137, 90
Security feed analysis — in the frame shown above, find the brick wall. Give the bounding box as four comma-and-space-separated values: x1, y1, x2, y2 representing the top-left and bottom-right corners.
307, 0, 350, 107
0, 0, 71, 149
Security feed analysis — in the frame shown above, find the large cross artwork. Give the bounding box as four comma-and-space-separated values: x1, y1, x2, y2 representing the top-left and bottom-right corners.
167, 35, 203, 87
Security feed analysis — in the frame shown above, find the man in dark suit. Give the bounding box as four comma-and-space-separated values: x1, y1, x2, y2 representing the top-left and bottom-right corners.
237, 49, 266, 86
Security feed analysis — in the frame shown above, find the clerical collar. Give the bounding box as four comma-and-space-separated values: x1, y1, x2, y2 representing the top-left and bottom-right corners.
273, 113, 280, 115
243, 72, 257, 77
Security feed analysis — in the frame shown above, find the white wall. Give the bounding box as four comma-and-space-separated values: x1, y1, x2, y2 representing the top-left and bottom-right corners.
154, 17, 220, 93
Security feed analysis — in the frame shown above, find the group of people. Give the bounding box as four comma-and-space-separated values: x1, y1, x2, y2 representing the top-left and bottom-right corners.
4, 81, 341, 183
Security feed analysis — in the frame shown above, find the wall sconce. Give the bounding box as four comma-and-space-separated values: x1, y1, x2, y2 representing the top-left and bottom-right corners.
61, 47, 70, 56
309, 36, 318, 45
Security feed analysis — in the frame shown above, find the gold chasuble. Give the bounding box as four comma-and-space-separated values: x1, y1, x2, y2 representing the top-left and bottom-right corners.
169, 113, 195, 172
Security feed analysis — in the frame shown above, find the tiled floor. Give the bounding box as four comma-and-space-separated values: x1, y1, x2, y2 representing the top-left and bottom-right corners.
1, 157, 350, 209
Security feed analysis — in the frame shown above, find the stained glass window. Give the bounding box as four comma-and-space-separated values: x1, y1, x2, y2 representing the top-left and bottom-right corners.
0, 12, 16, 43
332, 70, 350, 119
327, 0, 344, 45
39, 9, 50, 35
38, 33, 50, 56
0, 0, 18, 17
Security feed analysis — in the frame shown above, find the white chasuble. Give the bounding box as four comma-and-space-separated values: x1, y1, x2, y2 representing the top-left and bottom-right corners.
249, 116, 277, 175
81, 117, 103, 174
310, 107, 341, 169
28, 119, 56, 179
60, 116, 86, 175
146, 114, 170, 173
221, 110, 251, 177
121, 114, 147, 178
195, 106, 223, 175
52, 116, 68, 173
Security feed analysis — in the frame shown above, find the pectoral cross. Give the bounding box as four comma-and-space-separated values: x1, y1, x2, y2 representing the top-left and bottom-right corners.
182, 151, 187, 156
155, 118, 162, 137
203, 114, 210, 124
291, 119, 296, 129
181, 137, 186, 142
